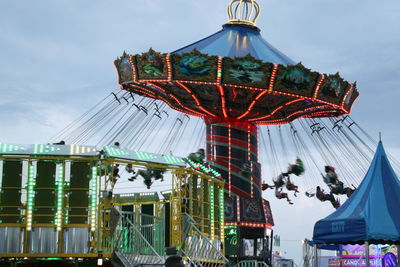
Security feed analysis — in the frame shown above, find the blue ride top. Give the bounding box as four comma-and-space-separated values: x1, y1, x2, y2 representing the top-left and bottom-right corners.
172, 24, 295, 66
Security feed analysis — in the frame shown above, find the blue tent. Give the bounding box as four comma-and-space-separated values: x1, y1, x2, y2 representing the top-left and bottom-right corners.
172, 24, 295, 66
313, 141, 400, 245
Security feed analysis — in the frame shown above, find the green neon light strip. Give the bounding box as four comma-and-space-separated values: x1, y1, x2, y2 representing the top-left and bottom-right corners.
0, 143, 25, 153
33, 144, 61, 154
186, 159, 222, 178
26, 164, 36, 231
163, 155, 184, 164
210, 184, 215, 238
55, 165, 64, 231
90, 166, 98, 232
220, 188, 225, 240
134, 151, 158, 160
104, 147, 129, 157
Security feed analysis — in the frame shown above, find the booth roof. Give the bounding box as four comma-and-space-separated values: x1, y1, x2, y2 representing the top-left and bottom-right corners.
313, 141, 400, 245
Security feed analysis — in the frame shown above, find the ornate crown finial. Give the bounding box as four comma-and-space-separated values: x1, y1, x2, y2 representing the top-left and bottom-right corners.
227, 0, 261, 26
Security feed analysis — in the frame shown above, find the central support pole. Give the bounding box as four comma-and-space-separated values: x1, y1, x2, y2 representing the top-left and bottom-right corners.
205, 119, 268, 260
206, 120, 260, 199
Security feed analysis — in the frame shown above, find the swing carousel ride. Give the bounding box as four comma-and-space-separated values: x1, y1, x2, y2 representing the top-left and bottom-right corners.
113, 0, 360, 234
2, 0, 400, 266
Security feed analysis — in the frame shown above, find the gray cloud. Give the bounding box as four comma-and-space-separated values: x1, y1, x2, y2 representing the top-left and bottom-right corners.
0, 0, 399, 264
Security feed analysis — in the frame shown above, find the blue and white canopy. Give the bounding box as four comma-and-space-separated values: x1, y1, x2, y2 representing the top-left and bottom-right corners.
313, 141, 400, 244
172, 24, 295, 66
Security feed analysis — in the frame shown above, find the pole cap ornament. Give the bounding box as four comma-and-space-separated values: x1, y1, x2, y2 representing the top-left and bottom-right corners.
227, 0, 261, 26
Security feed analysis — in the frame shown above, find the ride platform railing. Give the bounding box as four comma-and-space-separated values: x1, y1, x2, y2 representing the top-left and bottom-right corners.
181, 213, 229, 267
235, 260, 270, 267
112, 209, 166, 267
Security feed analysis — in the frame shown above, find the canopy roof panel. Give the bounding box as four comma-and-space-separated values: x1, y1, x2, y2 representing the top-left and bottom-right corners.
116, 49, 358, 123
313, 142, 400, 244
172, 24, 295, 66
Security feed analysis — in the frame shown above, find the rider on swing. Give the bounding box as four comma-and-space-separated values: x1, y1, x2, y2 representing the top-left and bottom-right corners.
283, 158, 305, 177
129, 167, 165, 189
275, 187, 293, 205
107, 164, 120, 190
262, 173, 286, 191
308, 186, 341, 209
322, 166, 354, 197
286, 176, 299, 197
187, 149, 205, 164
280, 157, 303, 196
322, 166, 339, 186
330, 180, 345, 195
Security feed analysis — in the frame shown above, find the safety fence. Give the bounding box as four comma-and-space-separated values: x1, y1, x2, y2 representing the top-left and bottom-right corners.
181, 213, 229, 267
236, 260, 270, 267
113, 209, 166, 266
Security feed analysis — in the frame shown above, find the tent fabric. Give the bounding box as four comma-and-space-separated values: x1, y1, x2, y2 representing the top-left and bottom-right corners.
313, 142, 400, 244
172, 24, 295, 66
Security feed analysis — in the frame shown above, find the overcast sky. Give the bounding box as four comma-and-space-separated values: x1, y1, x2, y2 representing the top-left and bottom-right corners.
1, 0, 400, 264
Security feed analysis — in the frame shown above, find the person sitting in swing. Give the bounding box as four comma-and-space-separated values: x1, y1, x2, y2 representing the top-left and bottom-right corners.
322, 166, 350, 195
153, 169, 164, 181
262, 183, 272, 190
275, 187, 293, 205
274, 174, 286, 188
286, 177, 299, 197
329, 180, 345, 195
143, 178, 153, 189
314, 186, 341, 209
283, 158, 305, 177
331, 197, 341, 209
315, 186, 333, 202
107, 164, 120, 190
345, 186, 355, 197
129, 167, 165, 188
262, 182, 274, 190
187, 149, 205, 164
322, 166, 339, 186
125, 164, 136, 180
330, 181, 355, 198
262, 174, 286, 191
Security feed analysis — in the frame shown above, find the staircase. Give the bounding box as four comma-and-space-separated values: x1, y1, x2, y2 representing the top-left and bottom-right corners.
180, 213, 229, 267
112, 209, 166, 267
112, 210, 229, 267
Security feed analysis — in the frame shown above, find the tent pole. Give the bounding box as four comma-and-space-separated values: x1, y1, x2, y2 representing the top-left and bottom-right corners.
397, 245, 400, 267
314, 245, 318, 267
365, 241, 370, 267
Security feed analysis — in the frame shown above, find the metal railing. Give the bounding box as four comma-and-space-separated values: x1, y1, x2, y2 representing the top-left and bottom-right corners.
236, 260, 270, 267
181, 213, 229, 267
113, 210, 166, 267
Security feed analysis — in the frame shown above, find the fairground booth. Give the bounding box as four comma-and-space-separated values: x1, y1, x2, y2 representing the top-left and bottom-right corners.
305, 142, 400, 267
